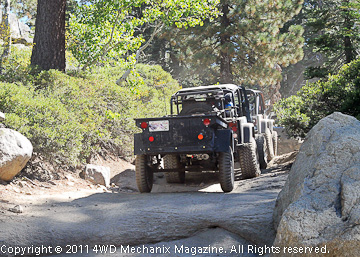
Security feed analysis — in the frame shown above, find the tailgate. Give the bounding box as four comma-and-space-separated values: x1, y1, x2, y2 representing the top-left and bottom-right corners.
134, 115, 227, 155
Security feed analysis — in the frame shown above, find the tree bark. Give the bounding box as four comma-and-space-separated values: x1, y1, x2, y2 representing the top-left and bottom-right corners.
31, 0, 66, 71
219, 3, 233, 84
343, 0, 354, 64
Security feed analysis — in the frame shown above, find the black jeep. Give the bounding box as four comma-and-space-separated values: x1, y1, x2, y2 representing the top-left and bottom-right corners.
134, 84, 261, 193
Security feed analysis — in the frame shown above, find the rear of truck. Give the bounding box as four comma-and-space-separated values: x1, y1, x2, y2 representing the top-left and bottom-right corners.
133, 85, 249, 193
134, 115, 229, 156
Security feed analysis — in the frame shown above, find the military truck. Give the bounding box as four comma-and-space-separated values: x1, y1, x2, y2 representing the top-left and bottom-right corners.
134, 84, 263, 193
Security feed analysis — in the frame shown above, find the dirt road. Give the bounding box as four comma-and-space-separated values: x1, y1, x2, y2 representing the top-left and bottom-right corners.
0, 153, 295, 256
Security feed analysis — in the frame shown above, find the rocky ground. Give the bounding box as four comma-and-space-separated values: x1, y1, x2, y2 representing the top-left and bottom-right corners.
0, 152, 296, 257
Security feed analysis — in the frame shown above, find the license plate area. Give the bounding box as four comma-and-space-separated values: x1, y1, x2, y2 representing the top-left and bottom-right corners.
149, 120, 169, 132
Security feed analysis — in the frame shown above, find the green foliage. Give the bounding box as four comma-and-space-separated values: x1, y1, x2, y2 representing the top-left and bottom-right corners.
10, 0, 37, 26
304, 0, 360, 79
275, 58, 360, 138
67, 0, 220, 70
0, 49, 180, 165
0, 46, 34, 85
152, 0, 305, 88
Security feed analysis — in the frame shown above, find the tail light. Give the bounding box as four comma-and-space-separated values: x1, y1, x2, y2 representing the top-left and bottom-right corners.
141, 122, 148, 129
229, 122, 238, 132
198, 134, 204, 140
203, 118, 211, 126
149, 136, 154, 142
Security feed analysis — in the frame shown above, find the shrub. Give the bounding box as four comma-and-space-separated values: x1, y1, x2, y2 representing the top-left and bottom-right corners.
0, 49, 180, 165
275, 58, 360, 138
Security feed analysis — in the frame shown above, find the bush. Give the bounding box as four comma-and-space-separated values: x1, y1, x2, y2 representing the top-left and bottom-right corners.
0, 48, 180, 165
275, 58, 360, 138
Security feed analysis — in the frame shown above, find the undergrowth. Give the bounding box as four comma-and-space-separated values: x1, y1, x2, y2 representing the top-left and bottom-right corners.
0, 46, 180, 166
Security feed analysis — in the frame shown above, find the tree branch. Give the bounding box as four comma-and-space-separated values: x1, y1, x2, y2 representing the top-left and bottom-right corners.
82, 9, 122, 70
116, 22, 164, 84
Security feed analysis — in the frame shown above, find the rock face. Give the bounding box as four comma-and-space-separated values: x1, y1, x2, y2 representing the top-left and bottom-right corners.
273, 112, 360, 256
82, 164, 110, 187
0, 129, 33, 181
0, 13, 33, 44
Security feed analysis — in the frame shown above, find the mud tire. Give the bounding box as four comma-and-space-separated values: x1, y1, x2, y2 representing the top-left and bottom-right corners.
272, 130, 278, 156
265, 128, 274, 161
255, 134, 268, 169
218, 147, 235, 193
238, 138, 261, 179
135, 155, 153, 193
164, 155, 185, 183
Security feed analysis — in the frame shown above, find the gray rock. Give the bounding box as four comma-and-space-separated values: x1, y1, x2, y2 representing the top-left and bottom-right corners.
273, 112, 360, 256
8, 13, 21, 39
0, 129, 33, 181
82, 164, 110, 187
9, 205, 23, 213
2, 13, 33, 44
0, 111, 4, 121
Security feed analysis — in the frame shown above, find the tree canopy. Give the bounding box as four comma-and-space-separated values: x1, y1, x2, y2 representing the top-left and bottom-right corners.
67, 0, 220, 71
304, 0, 360, 79
275, 57, 360, 138
146, 0, 305, 88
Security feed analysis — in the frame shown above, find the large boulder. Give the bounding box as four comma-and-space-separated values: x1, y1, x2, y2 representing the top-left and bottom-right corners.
0, 13, 33, 44
81, 164, 110, 187
0, 129, 33, 181
272, 112, 360, 256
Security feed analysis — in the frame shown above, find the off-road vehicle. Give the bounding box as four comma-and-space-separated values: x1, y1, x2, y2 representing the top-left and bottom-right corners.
246, 89, 277, 169
134, 84, 261, 193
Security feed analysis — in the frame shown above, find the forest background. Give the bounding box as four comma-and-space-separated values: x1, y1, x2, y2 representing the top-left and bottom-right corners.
0, 0, 359, 171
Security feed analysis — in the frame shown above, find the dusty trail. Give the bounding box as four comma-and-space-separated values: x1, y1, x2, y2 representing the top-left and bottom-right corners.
0, 153, 295, 256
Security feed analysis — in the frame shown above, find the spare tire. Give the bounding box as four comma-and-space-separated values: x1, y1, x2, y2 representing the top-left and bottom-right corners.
179, 102, 214, 116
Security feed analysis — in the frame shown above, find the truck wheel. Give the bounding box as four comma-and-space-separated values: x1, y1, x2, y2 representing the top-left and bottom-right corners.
164, 155, 185, 183
255, 134, 268, 169
135, 155, 153, 193
218, 147, 235, 193
238, 138, 261, 179
272, 130, 278, 156
265, 128, 274, 161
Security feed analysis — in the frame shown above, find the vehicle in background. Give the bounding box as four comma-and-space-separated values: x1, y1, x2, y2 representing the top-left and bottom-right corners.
134, 84, 270, 193
246, 89, 277, 169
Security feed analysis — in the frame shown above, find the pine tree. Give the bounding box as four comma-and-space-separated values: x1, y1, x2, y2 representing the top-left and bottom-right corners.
156, 0, 305, 88
31, 0, 66, 71
304, 0, 360, 79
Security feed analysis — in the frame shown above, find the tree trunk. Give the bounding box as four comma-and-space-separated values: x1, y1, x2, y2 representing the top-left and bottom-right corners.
31, 0, 66, 71
343, 0, 354, 64
0, 0, 11, 68
219, 3, 233, 84
344, 36, 354, 64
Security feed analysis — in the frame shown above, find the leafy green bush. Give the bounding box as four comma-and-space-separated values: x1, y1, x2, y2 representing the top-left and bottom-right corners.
0, 48, 180, 165
275, 58, 360, 138
0, 46, 34, 85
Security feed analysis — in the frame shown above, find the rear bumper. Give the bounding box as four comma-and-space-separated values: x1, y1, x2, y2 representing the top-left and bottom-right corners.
134, 133, 214, 155
134, 129, 232, 155
135, 146, 214, 155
